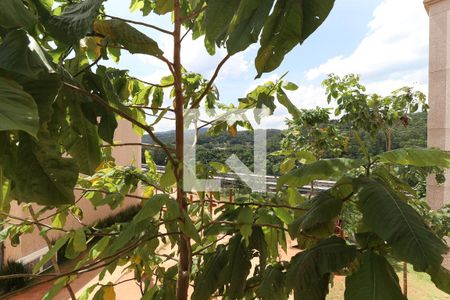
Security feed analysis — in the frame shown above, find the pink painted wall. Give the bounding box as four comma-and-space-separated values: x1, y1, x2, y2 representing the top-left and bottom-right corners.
3, 120, 142, 263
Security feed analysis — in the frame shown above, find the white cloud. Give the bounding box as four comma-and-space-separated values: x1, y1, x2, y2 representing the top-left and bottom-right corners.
287, 85, 330, 110
306, 0, 428, 92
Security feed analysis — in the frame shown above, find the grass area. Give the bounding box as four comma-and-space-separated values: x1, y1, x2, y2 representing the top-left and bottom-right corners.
327, 264, 450, 300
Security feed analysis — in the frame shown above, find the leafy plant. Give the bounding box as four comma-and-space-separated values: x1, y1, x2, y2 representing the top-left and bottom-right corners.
0, 260, 29, 294
0, 1, 449, 300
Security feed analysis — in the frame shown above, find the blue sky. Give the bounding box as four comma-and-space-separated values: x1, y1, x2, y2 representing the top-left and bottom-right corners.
103, 0, 429, 130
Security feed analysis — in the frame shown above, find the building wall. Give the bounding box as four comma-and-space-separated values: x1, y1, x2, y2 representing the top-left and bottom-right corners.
425, 0, 450, 270
3, 120, 142, 263
426, 0, 450, 210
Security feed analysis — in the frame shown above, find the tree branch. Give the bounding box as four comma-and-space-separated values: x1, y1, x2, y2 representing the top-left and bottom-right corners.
191, 54, 231, 108
180, 6, 207, 23
103, 14, 173, 35
62, 81, 176, 167
128, 76, 175, 88
127, 105, 175, 112
74, 54, 102, 77
28, 207, 77, 300
101, 142, 175, 152
192, 199, 308, 211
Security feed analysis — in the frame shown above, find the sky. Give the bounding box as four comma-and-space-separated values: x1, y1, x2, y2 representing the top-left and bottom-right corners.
103, 0, 429, 130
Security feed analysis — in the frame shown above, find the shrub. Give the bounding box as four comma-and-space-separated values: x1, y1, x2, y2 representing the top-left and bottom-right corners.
94, 205, 141, 229
56, 205, 142, 262
0, 260, 29, 294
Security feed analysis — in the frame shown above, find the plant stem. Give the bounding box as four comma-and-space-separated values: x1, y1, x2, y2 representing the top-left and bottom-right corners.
28, 207, 76, 300
173, 1, 191, 299
103, 14, 173, 35
403, 262, 408, 296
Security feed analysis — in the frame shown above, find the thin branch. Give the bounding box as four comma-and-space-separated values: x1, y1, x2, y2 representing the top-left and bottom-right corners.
180, 28, 191, 43
28, 207, 77, 300
73, 187, 165, 199
191, 54, 231, 108
100, 142, 175, 152
0, 232, 182, 300
199, 220, 287, 233
192, 199, 308, 211
180, 6, 207, 23
139, 110, 176, 121
62, 81, 176, 167
37, 192, 86, 223
192, 234, 229, 255
98, 278, 138, 287
158, 253, 179, 262
127, 105, 175, 112
74, 54, 102, 77
129, 76, 174, 88
96, 45, 174, 75
0, 212, 67, 233
103, 14, 173, 35
197, 102, 253, 130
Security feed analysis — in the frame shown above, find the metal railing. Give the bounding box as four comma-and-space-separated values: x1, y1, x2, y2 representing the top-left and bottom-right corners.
143, 164, 335, 193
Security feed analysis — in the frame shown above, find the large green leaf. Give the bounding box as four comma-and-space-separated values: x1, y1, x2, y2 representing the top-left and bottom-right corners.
225, 0, 274, 55
0, 167, 11, 217
277, 158, 360, 189
248, 226, 268, 271
355, 177, 448, 273
377, 148, 450, 168
0, 77, 39, 137
94, 19, 164, 58
33, 235, 70, 273
133, 194, 177, 223
154, 0, 174, 15
255, 0, 334, 77
192, 245, 229, 300
277, 87, 301, 119
300, 0, 335, 43
204, 0, 241, 47
256, 264, 289, 300
179, 210, 201, 243
81, 69, 122, 144
64, 97, 102, 175
31, 0, 104, 44
13, 132, 78, 205
0, 0, 37, 29
21, 74, 62, 125
0, 30, 54, 79
430, 266, 450, 294
219, 235, 252, 299
289, 190, 343, 236
345, 251, 405, 300
286, 236, 357, 300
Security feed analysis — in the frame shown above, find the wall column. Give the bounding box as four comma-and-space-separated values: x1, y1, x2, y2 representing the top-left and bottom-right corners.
425, 0, 450, 210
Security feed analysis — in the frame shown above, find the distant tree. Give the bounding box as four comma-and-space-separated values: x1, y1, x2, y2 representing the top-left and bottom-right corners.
323, 74, 428, 152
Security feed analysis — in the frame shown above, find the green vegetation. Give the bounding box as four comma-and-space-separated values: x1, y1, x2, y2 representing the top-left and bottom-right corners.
0, 1, 449, 300
0, 260, 29, 294
144, 111, 427, 174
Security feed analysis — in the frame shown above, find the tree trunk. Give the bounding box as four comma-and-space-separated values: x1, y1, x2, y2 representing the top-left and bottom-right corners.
403, 262, 408, 296
173, 2, 192, 299
28, 207, 76, 300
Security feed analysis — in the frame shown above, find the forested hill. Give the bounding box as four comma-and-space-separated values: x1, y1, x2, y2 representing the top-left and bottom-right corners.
142, 112, 427, 174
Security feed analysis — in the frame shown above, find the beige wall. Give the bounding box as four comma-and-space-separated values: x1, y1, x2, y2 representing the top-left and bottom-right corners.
3, 120, 142, 263
425, 0, 450, 270
426, 0, 450, 209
